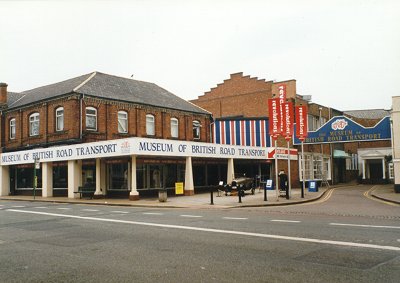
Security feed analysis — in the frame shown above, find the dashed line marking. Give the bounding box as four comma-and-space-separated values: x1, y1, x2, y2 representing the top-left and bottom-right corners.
143, 212, 164, 215
271, 220, 301, 223
111, 211, 129, 214
223, 217, 248, 220
330, 223, 400, 229
82, 209, 99, 212
57, 208, 71, 210
11, 206, 25, 208
180, 215, 203, 218
33, 207, 48, 209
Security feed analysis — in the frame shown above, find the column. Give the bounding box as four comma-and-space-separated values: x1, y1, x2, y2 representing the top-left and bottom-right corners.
0, 165, 10, 196
101, 159, 106, 196
382, 158, 386, 179
362, 159, 366, 179
184, 156, 194, 195
227, 158, 235, 184
129, 155, 140, 200
42, 162, 53, 197
68, 160, 81, 198
94, 158, 103, 198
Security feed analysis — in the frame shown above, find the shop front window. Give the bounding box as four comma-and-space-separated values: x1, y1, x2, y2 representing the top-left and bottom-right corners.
16, 166, 42, 189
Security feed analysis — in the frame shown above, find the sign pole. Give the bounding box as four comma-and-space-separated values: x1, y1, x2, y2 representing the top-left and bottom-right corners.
287, 140, 291, 199
275, 139, 279, 201
301, 141, 305, 198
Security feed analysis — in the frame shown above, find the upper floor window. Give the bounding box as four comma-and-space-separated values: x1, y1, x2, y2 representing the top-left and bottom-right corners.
118, 111, 128, 133
193, 120, 201, 140
146, 114, 155, 136
86, 107, 97, 131
9, 118, 16, 139
56, 107, 64, 131
29, 113, 40, 136
171, 118, 179, 138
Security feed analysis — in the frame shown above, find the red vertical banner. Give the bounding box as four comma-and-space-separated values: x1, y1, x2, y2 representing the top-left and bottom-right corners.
268, 98, 281, 139
278, 84, 286, 133
282, 101, 294, 141
295, 105, 308, 141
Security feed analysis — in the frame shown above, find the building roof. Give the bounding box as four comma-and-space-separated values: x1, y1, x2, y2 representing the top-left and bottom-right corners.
344, 109, 390, 120
7, 72, 210, 115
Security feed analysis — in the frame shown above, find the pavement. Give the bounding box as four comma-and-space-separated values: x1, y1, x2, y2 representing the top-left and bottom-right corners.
0, 184, 399, 208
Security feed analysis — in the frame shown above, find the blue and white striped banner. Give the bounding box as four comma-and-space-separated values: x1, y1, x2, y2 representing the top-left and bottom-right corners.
214, 120, 270, 147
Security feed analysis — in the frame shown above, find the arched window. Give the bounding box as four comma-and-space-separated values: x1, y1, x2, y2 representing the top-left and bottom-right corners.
146, 114, 155, 136
29, 113, 40, 136
118, 111, 128, 133
193, 120, 201, 140
86, 107, 97, 131
9, 118, 16, 139
55, 107, 64, 131
171, 118, 179, 138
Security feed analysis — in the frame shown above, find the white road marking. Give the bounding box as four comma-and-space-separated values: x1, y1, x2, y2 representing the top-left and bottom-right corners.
111, 211, 129, 214
33, 207, 48, 209
271, 220, 301, 223
143, 212, 164, 215
6, 209, 400, 252
11, 206, 25, 208
330, 223, 400, 229
223, 217, 248, 220
180, 215, 203, 218
57, 208, 71, 210
81, 209, 99, 212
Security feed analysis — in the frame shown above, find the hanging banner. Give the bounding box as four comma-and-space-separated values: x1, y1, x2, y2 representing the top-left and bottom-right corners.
293, 116, 391, 145
295, 105, 308, 142
278, 84, 286, 133
268, 98, 281, 139
282, 102, 294, 141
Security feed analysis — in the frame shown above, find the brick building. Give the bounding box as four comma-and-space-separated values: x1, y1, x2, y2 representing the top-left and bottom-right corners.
0, 72, 240, 199
191, 72, 392, 188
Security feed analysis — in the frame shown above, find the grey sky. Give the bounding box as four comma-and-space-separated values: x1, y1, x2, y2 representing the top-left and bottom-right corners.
1, 0, 399, 111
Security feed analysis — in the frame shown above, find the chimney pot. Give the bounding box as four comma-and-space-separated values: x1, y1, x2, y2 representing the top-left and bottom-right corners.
0, 82, 8, 104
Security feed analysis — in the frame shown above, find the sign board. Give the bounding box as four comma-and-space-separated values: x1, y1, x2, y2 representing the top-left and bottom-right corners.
295, 105, 308, 141
268, 98, 281, 139
282, 102, 294, 141
308, 181, 318, 192
266, 179, 274, 190
293, 116, 391, 145
278, 84, 286, 133
175, 182, 184, 195
267, 148, 298, 160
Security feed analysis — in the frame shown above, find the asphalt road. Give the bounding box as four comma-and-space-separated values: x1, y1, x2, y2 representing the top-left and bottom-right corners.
0, 184, 399, 282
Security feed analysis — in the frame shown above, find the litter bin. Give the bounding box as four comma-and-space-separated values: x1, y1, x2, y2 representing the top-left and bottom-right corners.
158, 188, 167, 202
308, 181, 318, 192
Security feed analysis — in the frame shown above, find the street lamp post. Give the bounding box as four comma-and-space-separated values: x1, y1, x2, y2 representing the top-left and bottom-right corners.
33, 156, 40, 200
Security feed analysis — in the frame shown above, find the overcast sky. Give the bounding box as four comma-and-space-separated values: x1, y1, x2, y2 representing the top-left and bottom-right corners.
1, 0, 399, 111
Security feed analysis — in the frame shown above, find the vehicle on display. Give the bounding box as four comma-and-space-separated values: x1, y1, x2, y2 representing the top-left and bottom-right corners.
222, 174, 255, 196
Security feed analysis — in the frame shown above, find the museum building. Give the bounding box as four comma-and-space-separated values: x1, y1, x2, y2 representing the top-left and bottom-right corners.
0, 72, 279, 200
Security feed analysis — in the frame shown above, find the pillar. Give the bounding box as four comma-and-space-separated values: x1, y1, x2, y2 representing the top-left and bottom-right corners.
227, 158, 235, 184
382, 158, 386, 179
362, 159, 366, 179
42, 162, 53, 197
0, 165, 10, 196
68, 160, 81, 199
101, 159, 106, 196
184, 156, 194, 195
129, 155, 140, 200
94, 158, 103, 198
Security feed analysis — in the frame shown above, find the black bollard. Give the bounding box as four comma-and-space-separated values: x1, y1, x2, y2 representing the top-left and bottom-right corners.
210, 188, 214, 205
264, 185, 267, 201
238, 189, 242, 203
286, 186, 289, 200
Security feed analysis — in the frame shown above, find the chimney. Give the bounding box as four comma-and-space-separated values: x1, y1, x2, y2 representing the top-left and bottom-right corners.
0, 82, 8, 104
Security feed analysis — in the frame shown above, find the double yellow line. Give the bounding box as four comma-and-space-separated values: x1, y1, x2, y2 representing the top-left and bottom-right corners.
364, 185, 400, 206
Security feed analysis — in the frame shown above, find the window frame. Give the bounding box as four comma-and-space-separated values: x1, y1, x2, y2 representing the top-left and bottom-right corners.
118, 111, 128, 134
9, 118, 16, 140
29, 113, 40, 137
86, 107, 97, 131
170, 117, 179, 138
193, 120, 201, 140
146, 114, 155, 136
55, 107, 64, 132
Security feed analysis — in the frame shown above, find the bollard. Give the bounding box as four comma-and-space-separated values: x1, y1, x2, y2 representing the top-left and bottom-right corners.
286, 186, 289, 200
264, 184, 267, 201
210, 188, 214, 205
238, 189, 242, 203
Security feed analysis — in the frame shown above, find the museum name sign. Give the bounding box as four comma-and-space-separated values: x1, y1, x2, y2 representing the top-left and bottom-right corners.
0, 137, 295, 166
293, 116, 391, 145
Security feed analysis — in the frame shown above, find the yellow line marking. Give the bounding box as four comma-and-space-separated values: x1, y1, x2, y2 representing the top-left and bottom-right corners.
364, 186, 399, 206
